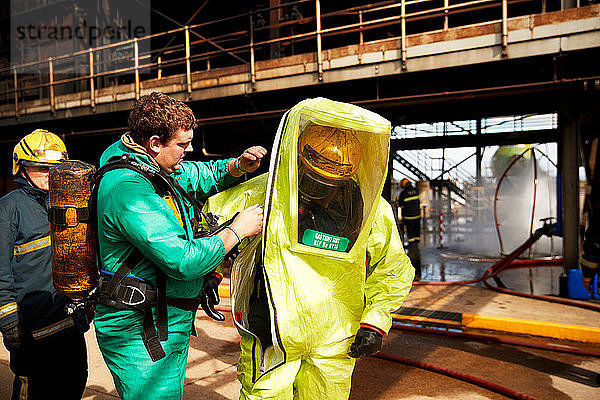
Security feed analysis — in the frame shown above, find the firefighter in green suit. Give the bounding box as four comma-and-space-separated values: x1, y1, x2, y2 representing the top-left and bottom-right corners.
94, 92, 265, 399
204, 98, 415, 399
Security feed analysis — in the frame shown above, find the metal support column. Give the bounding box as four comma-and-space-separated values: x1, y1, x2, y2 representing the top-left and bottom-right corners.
48, 58, 55, 114
559, 91, 580, 273
250, 14, 256, 86
13, 67, 19, 117
134, 39, 140, 100
475, 118, 483, 223
401, 0, 407, 70
443, 0, 449, 31
359, 10, 364, 45
501, 0, 508, 56
89, 49, 95, 109
185, 26, 192, 96
270, 0, 281, 59
316, 0, 323, 81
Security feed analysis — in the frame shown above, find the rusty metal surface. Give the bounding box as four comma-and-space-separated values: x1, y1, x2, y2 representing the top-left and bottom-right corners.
49, 160, 97, 299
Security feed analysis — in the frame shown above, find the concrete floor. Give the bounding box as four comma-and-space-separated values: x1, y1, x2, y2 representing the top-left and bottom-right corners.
1, 237, 599, 399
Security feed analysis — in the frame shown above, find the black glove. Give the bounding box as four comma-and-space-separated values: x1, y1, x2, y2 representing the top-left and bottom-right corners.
199, 273, 225, 321
66, 293, 97, 333
348, 326, 383, 359
2, 320, 30, 352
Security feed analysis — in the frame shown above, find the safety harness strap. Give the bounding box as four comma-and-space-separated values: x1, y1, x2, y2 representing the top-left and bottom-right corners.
97, 249, 170, 362
156, 271, 168, 341
48, 206, 90, 227
103, 261, 135, 300
142, 311, 166, 362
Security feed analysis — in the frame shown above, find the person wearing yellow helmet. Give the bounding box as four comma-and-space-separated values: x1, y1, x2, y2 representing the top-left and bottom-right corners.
297, 124, 364, 247
203, 97, 415, 399
1, 130, 88, 399
12, 129, 68, 190
398, 178, 421, 279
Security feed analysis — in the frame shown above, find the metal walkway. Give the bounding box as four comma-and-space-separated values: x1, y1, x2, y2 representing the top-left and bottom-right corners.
1, 3, 599, 126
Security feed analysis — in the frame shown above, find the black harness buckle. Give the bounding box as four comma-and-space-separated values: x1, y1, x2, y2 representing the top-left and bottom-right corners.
122, 285, 147, 307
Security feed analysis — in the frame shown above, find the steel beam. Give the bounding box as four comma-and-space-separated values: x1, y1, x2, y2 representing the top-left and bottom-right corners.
391, 129, 558, 151
559, 92, 580, 273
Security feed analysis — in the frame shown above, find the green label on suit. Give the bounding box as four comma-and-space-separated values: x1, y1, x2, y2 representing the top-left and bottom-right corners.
301, 229, 349, 252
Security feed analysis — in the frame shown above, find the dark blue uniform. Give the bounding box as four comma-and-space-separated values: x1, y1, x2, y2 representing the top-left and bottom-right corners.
0, 176, 87, 400
398, 183, 421, 278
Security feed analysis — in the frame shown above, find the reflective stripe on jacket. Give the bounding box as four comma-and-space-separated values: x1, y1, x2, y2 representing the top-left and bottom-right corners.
0, 176, 71, 336
398, 185, 420, 220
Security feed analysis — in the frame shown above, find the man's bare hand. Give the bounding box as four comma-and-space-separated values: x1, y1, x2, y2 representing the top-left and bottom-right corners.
237, 146, 267, 174
230, 204, 263, 239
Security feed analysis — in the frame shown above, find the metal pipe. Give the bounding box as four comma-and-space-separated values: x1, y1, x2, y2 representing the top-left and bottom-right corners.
528, 149, 538, 258
528, 149, 538, 293
444, 0, 449, 30
49, 58, 55, 114
359, 10, 364, 45
316, 0, 323, 81
375, 352, 538, 400
134, 39, 140, 100
401, 0, 407, 70
502, 0, 508, 55
493, 148, 532, 255
250, 14, 256, 85
89, 49, 95, 108
185, 26, 192, 95
13, 67, 18, 117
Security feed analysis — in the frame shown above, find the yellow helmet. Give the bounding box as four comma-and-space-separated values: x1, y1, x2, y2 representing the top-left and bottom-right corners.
298, 124, 362, 181
400, 178, 411, 188
13, 129, 68, 175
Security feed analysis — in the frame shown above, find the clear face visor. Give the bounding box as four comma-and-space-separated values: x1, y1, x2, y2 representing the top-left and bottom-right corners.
296, 122, 372, 253
298, 163, 346, 201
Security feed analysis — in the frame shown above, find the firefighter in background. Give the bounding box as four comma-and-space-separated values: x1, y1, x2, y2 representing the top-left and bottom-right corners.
398, 178, 421, 279
0, 130, 88, 400
204, 98, 414, 399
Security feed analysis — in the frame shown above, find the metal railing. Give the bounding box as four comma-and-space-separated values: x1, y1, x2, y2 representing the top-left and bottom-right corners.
0, 0, 566, 116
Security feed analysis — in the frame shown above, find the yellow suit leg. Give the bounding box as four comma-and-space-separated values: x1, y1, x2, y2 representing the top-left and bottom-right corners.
295, 354, 356, 400
239, 333, 302, 400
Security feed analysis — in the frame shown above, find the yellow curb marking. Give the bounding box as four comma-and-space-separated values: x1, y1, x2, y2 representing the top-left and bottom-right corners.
462, 313, 600, 344
391, 313, 462, 326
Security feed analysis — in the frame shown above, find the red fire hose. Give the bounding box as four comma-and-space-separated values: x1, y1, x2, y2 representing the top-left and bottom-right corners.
374, 352, 538, 400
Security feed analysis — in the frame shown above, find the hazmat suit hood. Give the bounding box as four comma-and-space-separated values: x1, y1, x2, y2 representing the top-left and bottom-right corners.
204, 98, 399, 378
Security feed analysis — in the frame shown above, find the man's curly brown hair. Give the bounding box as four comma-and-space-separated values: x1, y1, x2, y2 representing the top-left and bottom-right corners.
128, 92, 197, 144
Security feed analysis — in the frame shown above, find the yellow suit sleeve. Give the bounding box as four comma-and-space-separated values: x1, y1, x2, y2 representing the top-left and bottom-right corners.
361, 198, 415, 333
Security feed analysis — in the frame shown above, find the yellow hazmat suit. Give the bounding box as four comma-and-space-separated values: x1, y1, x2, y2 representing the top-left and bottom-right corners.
204, 98, 414, 399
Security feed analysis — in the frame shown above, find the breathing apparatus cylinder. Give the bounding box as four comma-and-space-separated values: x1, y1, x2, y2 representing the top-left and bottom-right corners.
49, 160, 98, 300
